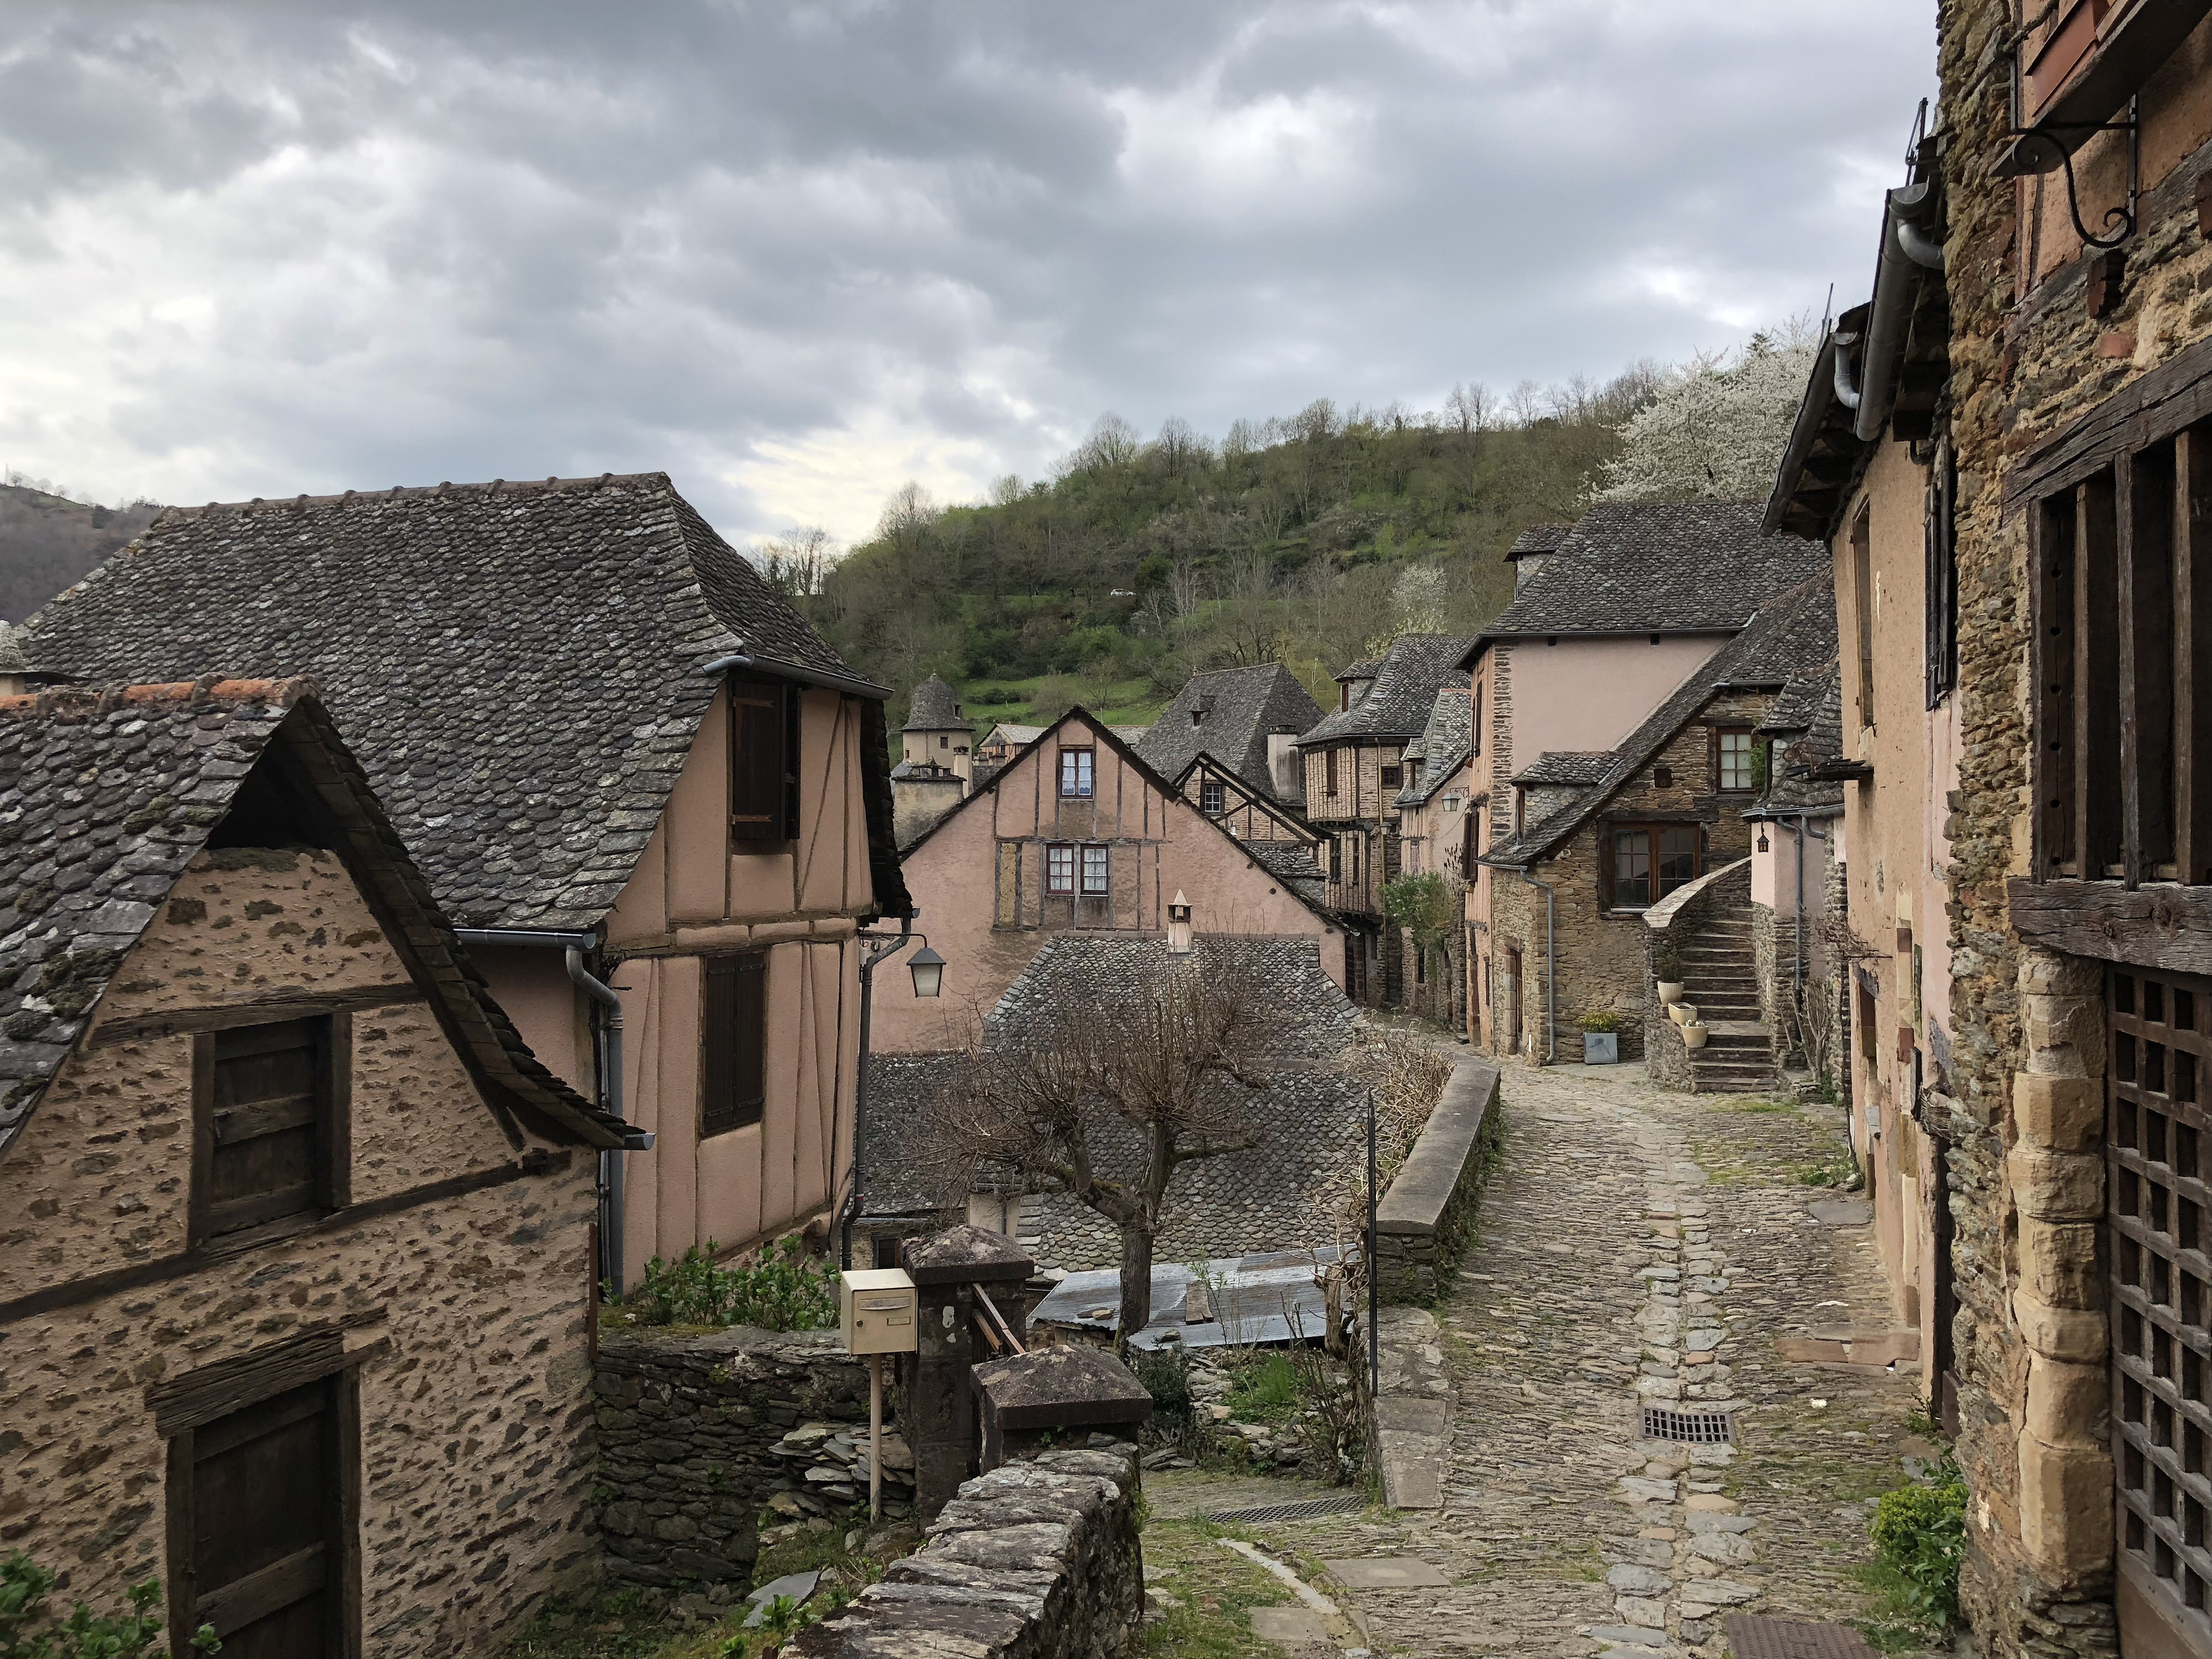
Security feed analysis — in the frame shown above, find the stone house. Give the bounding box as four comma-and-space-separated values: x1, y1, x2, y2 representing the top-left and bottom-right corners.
1477, 577, 1837, 1069
891, 674, 972, 847
854, 935, 1371, 1276
20, 474, 910, 1289
1393, 686, 1476, 1026
1297, 635, 1474, 1004
876, 708, 1348, 1052
1846, 1, 2212, 1647
1767, 171, 1966, 1432
1455, 503, 1825, 1049
0, 678, 633, 1658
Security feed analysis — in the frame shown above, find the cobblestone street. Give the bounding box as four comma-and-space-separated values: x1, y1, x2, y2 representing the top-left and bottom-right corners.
1150, 1058, 1944, 1659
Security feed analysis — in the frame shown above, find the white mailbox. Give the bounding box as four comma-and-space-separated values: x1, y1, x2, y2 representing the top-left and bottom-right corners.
841, 1267, 919, 1355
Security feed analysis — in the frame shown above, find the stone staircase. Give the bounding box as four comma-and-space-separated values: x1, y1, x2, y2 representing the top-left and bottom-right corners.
1675, 904, 1776, 1094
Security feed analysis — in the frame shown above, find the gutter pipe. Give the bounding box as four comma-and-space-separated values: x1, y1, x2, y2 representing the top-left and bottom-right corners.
452, 925, 651, 1295
1853, 185, 1931, 442
1832, 328, 1864, 411
1514, 866, 1557, 1065
700, 645, 893, 702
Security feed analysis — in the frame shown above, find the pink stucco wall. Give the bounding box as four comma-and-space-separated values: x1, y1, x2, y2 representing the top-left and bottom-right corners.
878, 715, 1345, 1052
1503, 634, 1730, 768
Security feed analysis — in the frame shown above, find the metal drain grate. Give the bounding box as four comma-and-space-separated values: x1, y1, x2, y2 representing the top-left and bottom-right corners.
1641, 1405, 1736, 1444
1723, 1613, 1879, 1658
1206, 1495, 1367, 1524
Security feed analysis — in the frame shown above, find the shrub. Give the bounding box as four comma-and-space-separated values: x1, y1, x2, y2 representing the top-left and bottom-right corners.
1869, 1463, 1968, 1628
0, 1552, 216, 1657
622, 1235, 838, 1331
1578, 1010, 1620, 1034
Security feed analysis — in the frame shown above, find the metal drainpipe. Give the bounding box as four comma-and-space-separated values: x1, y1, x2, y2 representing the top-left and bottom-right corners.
1515, 866, 1557, 1065
842, 915, 916, 1270
566, 949, 631, 1292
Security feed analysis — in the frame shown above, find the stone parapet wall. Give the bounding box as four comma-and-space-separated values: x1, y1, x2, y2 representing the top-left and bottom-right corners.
1640, 859, 1752, 1092
594, 1327, 912, 1589
1375, 1056, 1502, 1303
790, 1444, 1144, 1659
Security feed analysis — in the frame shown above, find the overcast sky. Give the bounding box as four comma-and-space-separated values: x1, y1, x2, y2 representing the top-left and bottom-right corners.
0, 2, 1934, 549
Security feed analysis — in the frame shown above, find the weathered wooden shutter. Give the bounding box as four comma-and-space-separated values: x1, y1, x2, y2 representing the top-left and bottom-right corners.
729, 678, 794, 843
702, 954, 768, 1136
196, 1018, 332, 1243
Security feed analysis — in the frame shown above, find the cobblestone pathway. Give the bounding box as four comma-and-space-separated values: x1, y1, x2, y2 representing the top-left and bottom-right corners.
1154, 1059, 1942, 1659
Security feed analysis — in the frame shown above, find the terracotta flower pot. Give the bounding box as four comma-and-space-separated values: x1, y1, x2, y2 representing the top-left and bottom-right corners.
1682, 1023, 1709, 1050
1656, 981, 1685, 1005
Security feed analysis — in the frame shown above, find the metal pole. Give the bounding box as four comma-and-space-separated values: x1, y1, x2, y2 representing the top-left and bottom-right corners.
1367, 1087, 1380, 1399
843, 917, 917, 1270
869, 1353, 884, 1522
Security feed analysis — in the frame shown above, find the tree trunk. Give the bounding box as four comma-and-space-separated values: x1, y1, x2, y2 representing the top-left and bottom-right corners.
1118, 1225, 1156, 1336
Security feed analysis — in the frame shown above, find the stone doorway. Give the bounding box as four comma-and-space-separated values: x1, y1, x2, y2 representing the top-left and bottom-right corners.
2109, 965, 2212, 1656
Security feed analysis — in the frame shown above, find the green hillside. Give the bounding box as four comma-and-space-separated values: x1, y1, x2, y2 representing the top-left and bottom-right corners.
775, 375, 1661, 731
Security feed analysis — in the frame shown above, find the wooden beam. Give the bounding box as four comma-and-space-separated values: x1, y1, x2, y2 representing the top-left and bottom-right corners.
2185, 427, 2212, 886
148, 1310, 387, 1436
2080, 474, 2124, 877
2008, 331, 2212, 513
2036, 497, 2077, 875
2010, 877, 2212, 977
92, 985, 425, 1047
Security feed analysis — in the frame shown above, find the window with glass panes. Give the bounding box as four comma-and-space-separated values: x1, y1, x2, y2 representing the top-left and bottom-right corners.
1200, 779, 1225, 815
1716, 728, 1756, 792
1081, 845, 1109, 895
1610, 825, 1699, 909
1046, 843, 1075, 893
2110, 966, 2212, 1640
1058, 748, 1093, 798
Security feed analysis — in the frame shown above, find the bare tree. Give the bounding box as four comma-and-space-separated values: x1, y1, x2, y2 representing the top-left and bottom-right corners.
752, 526, 840, 601
931, 967, 1278, 1333
1445, 380, 1494, 435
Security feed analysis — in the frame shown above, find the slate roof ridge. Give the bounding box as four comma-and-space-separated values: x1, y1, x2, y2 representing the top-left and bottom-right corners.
902, 674, 966, 732
1133, 661, 1322, 803
1479, 574, 1837, 867
152, 471, 667, 521
1507, 522, 1575, 557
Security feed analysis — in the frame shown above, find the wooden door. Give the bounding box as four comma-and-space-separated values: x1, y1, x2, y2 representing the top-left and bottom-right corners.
177, 1379, 345, 1658
2109, 966, 2212, 1656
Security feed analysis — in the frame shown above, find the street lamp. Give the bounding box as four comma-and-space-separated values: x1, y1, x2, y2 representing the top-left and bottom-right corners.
908, 945, 946, 999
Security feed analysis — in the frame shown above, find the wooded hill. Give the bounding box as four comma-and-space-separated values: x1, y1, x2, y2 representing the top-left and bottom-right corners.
786, 371, 1666, 731
0, 482, 161, 622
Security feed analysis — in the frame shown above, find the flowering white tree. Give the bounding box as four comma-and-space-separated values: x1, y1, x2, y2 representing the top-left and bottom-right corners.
1595, 327, 1819, 504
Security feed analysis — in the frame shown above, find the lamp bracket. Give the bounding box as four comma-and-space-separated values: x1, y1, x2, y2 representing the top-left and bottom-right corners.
2008, 96, 2139, 252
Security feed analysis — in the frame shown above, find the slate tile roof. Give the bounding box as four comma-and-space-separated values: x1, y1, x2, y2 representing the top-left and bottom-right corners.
0, 624, 23, 674
20, 474, 907, 931
902, 674, 965, 732
1507, 523, 1575, 559
0, 677, 624, 1159
1480, 575, 1838, 867
1749, 668, 1847, 818
1239, 838, 1327, 905
1510, 752, 1615, 786
1133, 663, 1322, 802
1471, 502, 1825, 649
1300, 635, 1475, 747
1397, 688, 1474, 807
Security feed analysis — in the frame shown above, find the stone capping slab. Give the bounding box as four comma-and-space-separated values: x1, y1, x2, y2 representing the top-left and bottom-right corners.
973, 1346, 1154, 1431
790, 1444, 1144, 1659
1642, 855, 1752, 931
1376, 1056, 1501, 1238
906, 1223, 1036, 1284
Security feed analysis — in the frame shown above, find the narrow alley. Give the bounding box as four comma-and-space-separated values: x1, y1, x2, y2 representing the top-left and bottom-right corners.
1151, 1061, 1940, 1658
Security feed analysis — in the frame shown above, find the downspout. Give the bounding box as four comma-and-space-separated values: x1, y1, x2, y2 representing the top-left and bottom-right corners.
566, 949, 632, 1292
1514, 865, 1557, 1065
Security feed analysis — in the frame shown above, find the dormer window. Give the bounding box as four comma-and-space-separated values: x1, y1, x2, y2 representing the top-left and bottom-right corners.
1191, 707, 1206, 726
1201, 779, 1225, 815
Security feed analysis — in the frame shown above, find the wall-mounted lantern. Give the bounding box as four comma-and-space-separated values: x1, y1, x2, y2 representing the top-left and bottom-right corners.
1757, 830, 1771, 853
1167, 891, 1194, 955
909, 945, 947, 999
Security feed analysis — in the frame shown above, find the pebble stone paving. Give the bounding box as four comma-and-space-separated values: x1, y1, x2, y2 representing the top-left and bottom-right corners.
1151, 1059, 1943, 1659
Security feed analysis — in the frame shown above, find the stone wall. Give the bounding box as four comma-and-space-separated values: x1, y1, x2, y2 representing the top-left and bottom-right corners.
790, 1444, 1144, 1659
1639, 859, 1753, 1092
1374, 1057, 1503, 1304
1751, 904, 1803, 1072
593, 1326, 916, 1589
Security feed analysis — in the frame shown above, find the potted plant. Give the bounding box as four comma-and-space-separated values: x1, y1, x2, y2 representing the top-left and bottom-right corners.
1668, 1001, 1698, 1026
1580, 1010, 1621, 1065
1682, 1019, 1710, 1050
1652, 940, 1684, 1005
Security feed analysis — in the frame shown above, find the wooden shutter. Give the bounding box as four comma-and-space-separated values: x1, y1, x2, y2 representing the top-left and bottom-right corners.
702, 954, 768, 1137
171, 1378, 346, 1658
195, 1018, 334, 1244
729, 678, 794, 843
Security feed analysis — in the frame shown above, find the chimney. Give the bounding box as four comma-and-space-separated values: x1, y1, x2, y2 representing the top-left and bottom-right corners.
1167, 891, 1194, 954
1267, 731, 1301, 798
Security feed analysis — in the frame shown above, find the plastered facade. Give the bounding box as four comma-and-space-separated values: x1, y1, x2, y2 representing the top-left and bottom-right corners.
0, 848, 598, 1657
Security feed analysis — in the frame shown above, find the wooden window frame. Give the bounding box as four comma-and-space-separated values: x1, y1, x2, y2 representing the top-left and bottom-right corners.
1472, 680, 1483, 756
1927, 441, 1959, 707
1200, 778, 1225, 815
1714, 726, 1757, 794
701, 953, 768, 1139
1381, 763, 1403, 791
1046, 842, 1076, 895
1324, 747, 1338, 797
1080, 844, 1110, 896
190, 1016, 348, 1250
1851, 507, 1876, 729
1604, 822, 1703, 912
1058, 748, 1094, 799
728, 676, 799, 845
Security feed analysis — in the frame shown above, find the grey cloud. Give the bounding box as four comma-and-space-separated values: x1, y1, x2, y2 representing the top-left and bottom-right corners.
0, 0, 1933, 544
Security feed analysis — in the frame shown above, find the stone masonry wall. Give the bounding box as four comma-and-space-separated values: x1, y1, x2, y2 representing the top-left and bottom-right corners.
593, 1327, 916, 1589
790, 1444, 1144, 1659
1375, 1057, 1503, 1305
1641, 860, 1754, 1093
